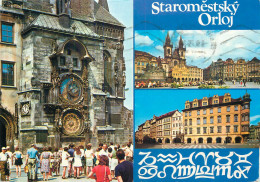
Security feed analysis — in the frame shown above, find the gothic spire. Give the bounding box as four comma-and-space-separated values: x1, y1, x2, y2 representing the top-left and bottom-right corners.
179, 36, 184, 48
98, 0, 109, 12
165, 31, 171, 45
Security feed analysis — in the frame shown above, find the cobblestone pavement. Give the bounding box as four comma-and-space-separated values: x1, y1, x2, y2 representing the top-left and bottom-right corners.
136, 143, 260, 149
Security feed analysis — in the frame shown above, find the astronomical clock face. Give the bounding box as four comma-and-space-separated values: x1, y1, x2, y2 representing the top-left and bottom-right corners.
60, 77, 83, 104
62, 112, 83, 135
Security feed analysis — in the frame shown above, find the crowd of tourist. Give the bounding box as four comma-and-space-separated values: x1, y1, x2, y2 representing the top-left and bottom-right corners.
135, 80, 211, 88
135, 79, 260, 88
0, 142, 133, 182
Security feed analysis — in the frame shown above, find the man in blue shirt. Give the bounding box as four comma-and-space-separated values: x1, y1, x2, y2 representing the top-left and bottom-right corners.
68, 144, 75, 177
115, 149, 133, 182
25, 144, 38, 181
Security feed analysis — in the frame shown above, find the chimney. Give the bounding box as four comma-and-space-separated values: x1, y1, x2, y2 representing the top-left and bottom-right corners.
98, 0, 109, 12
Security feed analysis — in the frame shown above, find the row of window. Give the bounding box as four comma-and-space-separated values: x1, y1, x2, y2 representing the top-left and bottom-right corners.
157, 122, 183, 130
173, 117, 181, 121
136, 62, 157, 67
184, 125, 249, 135
184, 105, 249, 117
172, 123, 182, 127
157, 131, 182, 136
184, 125, 238, 134
184, 114, 249, 126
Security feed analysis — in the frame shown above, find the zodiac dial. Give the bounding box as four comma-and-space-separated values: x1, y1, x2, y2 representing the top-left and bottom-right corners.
62, 112, 83, 135
60, 76, 83, 104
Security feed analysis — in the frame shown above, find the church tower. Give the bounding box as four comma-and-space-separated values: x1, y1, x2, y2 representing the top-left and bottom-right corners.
164, 32, 173, 59
178, 36, 186, 60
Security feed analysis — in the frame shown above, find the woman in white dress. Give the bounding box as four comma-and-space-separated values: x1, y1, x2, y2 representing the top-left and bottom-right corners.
61, 147, 70, 179
110, 147, 118, 179
84, 144, 94, 176
73, 147, 82, 179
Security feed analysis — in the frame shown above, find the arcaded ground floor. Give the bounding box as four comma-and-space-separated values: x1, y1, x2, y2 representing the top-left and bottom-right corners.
155, 135, 245, 145
184, 135, 245, 144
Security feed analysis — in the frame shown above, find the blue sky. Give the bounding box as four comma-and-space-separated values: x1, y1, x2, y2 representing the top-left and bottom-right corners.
134, 89, 260, 131
135, 30, 260, 69
107, 0, 133, 109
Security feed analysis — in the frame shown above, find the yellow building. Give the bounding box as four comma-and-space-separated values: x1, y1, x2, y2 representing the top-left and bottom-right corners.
137, 110, 183, 144
155, 110, 183, 144
143, 120, 151, 137
188, 66, 203, 82
171, 65, 203, 82
171, 65, 190, 82
183, 93, 251, 144
135, 50, 158, 76
136, 123, 144, 143
0, 6, 23, 149
208, 57, 260, 81
150, 117, 157, 141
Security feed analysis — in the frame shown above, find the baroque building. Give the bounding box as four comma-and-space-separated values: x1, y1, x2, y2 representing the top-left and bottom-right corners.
183, 93, 251, 144
135, 32, 203, 83
204, 57, 260, 81
0, 0, 132, 151
136, 93, 251, 145
136, 110, 183, 144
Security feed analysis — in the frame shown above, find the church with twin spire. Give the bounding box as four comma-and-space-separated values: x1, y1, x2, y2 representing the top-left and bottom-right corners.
135, 32, 203, 83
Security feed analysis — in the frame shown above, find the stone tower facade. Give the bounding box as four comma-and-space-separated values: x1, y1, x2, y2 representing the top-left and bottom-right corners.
163, 32, 173, 59
0, 0, 131, 151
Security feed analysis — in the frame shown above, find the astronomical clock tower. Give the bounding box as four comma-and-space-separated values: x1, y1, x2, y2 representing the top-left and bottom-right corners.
4, 0, 132, 151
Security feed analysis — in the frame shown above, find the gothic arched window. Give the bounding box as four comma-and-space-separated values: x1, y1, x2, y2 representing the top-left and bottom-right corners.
104, 51, 113, 94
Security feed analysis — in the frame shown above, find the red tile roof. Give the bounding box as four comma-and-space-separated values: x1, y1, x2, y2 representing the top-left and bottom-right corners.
135, 50, 155, 59
186, 95, 242, 108
155, 110, 178, 120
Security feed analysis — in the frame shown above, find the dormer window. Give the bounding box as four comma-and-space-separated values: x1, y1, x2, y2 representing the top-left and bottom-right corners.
186, 105, 190, 109
213, 100, 218, 104
225, 98, 230, 102
203, 102, 207, 106
193, 103, 197, 107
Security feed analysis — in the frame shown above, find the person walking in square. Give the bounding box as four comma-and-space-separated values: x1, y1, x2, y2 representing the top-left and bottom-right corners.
48, 147, 53, 177
40, 147, 51, 181
12, 147, 23, 178
25, 144, 38, 182
85, 144, 94, 176
73, 147, 82, 179
87, 155, 112, 182
52, 148, 61, 176
115, 149, 133, 182
61, 147, 70, 179
68, 144, 75, 177
79, 145, 85, 175
0, 147, 9, 181
5, 146, 12, 181
110, 147, 118, 179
